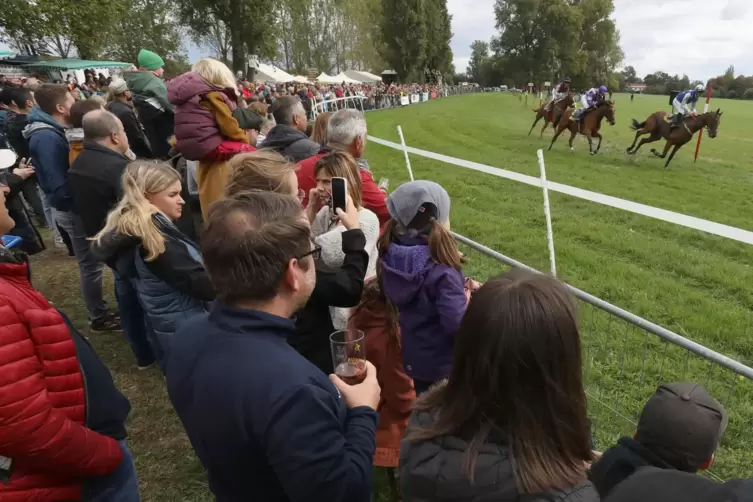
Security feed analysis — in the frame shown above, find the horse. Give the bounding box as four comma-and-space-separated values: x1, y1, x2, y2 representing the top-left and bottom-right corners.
625, 109, 723, 168
548, 101, 616, 154
528, 93, 574, 137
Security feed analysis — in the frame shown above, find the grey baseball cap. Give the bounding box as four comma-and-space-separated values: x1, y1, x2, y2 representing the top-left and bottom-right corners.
386, 180, 450, 231
636, 382, 728, 472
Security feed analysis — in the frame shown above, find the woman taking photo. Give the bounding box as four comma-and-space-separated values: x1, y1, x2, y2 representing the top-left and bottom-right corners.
307, 150, 379, 329
93, 161, 213, 370
400, 271, 598, 502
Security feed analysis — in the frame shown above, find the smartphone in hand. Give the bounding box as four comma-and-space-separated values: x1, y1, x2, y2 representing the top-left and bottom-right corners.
331, 177, 347, 213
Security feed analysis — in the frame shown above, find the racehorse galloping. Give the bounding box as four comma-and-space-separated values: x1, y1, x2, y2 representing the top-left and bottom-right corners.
625, 109, 722, 168
548, 101, 616, 154
528, 93, 574, 137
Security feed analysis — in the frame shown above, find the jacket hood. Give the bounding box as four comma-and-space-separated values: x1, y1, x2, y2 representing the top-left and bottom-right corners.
380, 241, 433, 306
123, 70, 158, 94
261, 124, 309, 150
168, 72, 230, 106
65, 127, 84, 142
91, 229, 141, 277
22, 108, 65, 138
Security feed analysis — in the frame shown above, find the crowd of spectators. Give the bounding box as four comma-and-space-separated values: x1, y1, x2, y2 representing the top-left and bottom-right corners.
0, 52, 749, 502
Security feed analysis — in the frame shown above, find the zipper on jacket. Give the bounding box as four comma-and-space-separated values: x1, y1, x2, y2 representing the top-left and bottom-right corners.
79, 360, 90, 427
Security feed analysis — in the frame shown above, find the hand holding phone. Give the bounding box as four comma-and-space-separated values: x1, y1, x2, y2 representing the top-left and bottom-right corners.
330, 177, 347, 213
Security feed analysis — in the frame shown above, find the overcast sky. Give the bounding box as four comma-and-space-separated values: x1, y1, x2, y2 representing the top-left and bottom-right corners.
3, 0, 751, 81
450, 0, 753, 81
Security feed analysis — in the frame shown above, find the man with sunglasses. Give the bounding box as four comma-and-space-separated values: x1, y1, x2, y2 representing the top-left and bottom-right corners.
166, 191, 380, 502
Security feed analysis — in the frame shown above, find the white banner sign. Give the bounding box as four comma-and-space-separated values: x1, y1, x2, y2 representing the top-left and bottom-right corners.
410, 94, 420, 104
400, 96, 410, 106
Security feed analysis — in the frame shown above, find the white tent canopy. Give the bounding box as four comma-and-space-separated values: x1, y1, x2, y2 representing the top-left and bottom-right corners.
332, 72, 361, 84
254, 63, 296, 83
316, 72, 340, 84
292, 75, 310, 83
344, 70, 382, 83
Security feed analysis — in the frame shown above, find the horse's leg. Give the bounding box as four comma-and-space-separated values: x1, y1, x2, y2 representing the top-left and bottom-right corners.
593, 131, 603, 154
584, 130, 594, 154
540, 118, 550, 138
529, 114, 542, 136
663, 144, 682, 169
548, 124, 565, 151
626, 130, 645, 153
651, 141, 673, 159
631, 133, 660, 155
567, 128, 577, 153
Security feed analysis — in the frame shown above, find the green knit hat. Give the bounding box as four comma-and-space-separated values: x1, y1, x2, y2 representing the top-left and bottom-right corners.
138, 49, 164, 71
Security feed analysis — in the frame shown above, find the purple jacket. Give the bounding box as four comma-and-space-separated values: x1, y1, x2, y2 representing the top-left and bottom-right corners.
168, 72, 237, 161
380, 240, 467, 382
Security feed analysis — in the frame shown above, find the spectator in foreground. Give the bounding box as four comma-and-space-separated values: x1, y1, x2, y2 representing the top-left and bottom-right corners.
379, 181, 477, 395
168, 58, 254, 215
348, 278, 415, 469
225, 149, 301, 199
589, 382, 727, 497
603, 467, 752, 502
308, 151, 379, 328
296, 109, 389, 226
262, 95, 320, 162
400, 271, 598, 502
24, 84, 120, 331
166, 192, 379, 502
93, 161, 212, 371
106, 78, 154, 159
67, 99, 105, 164
123, 49, 174, 158
0, 182, 139, 501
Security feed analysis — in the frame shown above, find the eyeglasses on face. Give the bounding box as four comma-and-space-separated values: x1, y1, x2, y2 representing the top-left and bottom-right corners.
296, 245, 322, 261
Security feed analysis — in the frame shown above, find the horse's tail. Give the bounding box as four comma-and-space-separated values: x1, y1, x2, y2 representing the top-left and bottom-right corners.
631, 118, 646, 130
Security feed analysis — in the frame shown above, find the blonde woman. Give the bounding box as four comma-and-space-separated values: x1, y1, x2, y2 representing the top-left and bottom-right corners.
307, 150, 379, 328
168, 57, 253, 216
92, 161, 213, 370
310, 111, 332, 145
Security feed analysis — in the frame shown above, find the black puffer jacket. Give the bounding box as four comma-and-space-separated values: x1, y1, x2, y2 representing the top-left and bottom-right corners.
400, 387, 600, 502
261, 124, 320, 163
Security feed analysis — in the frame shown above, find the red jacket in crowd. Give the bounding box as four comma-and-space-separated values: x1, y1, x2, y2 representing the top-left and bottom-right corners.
347, 282, 415, 468
296, 149, 390, 227
0, 257, 124, 501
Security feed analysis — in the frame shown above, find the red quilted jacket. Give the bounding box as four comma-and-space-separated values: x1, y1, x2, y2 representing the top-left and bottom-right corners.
0, 255, 124, 502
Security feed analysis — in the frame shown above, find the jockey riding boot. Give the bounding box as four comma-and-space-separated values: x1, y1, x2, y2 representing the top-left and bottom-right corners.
670, 114, 681, 128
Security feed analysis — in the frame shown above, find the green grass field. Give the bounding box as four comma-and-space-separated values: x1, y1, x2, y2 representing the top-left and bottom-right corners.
27, 92, 753, 500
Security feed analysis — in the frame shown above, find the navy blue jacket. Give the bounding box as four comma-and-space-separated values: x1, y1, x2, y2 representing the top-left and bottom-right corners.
22, 108, 72, 211
165, 303, 378, 502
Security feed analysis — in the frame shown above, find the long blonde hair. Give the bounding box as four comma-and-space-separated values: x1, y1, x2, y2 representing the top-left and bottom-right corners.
225, 150, 296, 197
192, 57, 237, 90
94, 161, 182, 261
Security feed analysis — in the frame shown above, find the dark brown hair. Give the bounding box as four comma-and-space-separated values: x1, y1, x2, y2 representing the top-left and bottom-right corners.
34, 84, 70, 116
225, 150, 296, 198
314, 151, 363, 208
201, 192, 311, 304
407, 271, 592, 493
70, 99, 104, 128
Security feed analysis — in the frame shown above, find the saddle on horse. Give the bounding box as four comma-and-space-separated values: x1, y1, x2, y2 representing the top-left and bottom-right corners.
667, 113, 685, 129
573, 107, 590, 122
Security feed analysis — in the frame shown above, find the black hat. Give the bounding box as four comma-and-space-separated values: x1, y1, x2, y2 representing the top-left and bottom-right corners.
564, 77, 572, 83
604, 468, 752, 502
636, 383, 727, 472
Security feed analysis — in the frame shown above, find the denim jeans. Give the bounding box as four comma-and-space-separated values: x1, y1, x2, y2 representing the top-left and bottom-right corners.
20, 179, 47, 227
82, 440, 141, 502
113, 272, 158, 367
53, 209, 109, 322
41, 190, 59, 237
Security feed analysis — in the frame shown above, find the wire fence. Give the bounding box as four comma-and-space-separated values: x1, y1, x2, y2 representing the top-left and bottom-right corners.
453, 232, 753, 481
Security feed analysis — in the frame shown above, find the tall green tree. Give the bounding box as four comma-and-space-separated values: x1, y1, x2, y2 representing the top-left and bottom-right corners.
380, 0, 426, 82
178, 0, 277, 72
466, 40, 489, 82
423, 0, 454, 79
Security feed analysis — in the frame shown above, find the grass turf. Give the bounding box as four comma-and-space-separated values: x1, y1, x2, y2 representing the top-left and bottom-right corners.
26, 92, 753, 500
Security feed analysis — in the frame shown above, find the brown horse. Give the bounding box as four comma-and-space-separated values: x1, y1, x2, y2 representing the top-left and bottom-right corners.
626, 110, 723, 168
528, 93, 574, 137
548, 101, 616, 154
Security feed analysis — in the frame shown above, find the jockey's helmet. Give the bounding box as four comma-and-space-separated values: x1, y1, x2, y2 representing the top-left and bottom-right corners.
695, 84, 705, 92
599, 85, 608, 94
564, 77, 571, 83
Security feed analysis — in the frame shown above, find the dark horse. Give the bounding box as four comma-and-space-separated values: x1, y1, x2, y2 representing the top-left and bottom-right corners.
548, 101, 616, 154
626, 110, 723, 168
528, 93, 575, 137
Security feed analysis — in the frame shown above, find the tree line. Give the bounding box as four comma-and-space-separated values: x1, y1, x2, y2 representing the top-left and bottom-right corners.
460, 0, 623, 90
626, 66, 753, 100
0, 0, 454, 82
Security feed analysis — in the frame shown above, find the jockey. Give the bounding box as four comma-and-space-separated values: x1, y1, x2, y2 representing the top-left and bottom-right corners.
544, 77, 571, 111
671, 84, 705, 127
574, 85, 607, 121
